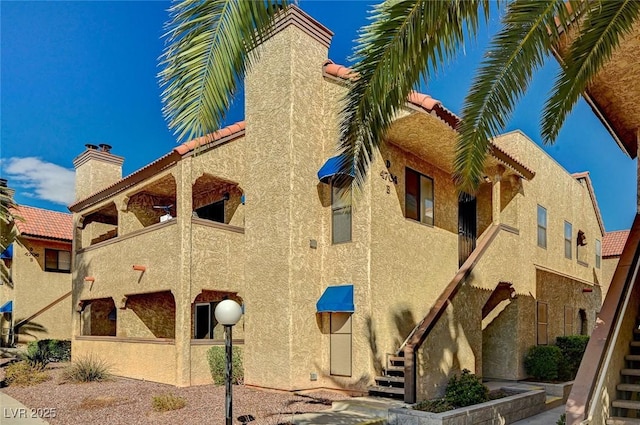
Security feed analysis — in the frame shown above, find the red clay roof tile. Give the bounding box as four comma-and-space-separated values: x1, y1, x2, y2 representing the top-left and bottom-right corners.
12, 205, 73, 241
174, 121, 245, 155
603, 229, 630, 258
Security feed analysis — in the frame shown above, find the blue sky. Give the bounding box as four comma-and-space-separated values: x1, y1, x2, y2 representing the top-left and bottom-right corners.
1, 1, 636, 231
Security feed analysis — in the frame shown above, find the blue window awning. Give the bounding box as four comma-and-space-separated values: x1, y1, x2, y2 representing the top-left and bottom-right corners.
0, 300, 12, 313
317, 155, 355, 183
316, 285, 354, 313
1, 244, 12, 259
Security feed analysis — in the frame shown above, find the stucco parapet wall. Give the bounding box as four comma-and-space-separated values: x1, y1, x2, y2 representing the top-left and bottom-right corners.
75, 336, 175, 344
192, 217, 244, 234
534, 264, 599, 288
190, 339, 245, 346
76, 218, 177, 253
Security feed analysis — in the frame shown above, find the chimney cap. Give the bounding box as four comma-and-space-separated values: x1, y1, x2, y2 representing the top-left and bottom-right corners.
85, 143, 98, 150
99, 143, 112, 153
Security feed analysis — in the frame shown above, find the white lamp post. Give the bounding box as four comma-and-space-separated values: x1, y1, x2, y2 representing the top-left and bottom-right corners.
214, 299, 243, 425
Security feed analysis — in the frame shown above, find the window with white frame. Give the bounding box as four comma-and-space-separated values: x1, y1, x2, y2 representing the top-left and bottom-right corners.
537, 206, 547, 248
405, 168, 434, 226
331, 180, 352, 244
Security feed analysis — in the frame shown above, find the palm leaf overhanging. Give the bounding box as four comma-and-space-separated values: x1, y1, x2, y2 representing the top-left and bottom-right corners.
542, 0, 640, 143
0, 185, 20, 286
337, 0, 493, 190
337, 0, 640, 194
159, 0, 289, 144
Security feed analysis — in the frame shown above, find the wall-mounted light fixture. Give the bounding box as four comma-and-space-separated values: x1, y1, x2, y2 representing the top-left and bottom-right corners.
132, 265, 146, 272
84, 276, 95, 283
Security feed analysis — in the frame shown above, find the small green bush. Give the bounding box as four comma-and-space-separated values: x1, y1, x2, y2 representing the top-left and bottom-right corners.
26, 339, 71, 365
557, 413, 566, 425
207, 346, 243, 385
62, 355, 111, 383
152, 393, 187, 412
414, 398, 454, 413
444, 369, 489, 408
524, 345, 563, 381
556, 336, 589, 381
5, 361, 49, 386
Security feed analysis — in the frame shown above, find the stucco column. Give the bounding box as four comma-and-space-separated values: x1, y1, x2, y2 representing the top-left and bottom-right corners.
175, 163, 193, 386
492, 166, 505, 224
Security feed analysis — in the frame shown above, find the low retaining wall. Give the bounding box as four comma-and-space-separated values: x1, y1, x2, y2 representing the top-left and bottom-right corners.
388, 389, 546, 425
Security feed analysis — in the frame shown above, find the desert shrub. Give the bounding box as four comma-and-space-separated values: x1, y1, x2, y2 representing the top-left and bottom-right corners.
524, 345, 562, 381
62, 355, 111, 383
414, 398, 454, 413
557, 413, 566, 425
25, 341, 51, 367
556, 335, 589, 381
5, 361, 49, 386
152, 393, 187, 412
444, 369, 489, 408
207, 346, 243, 385
26, 339, 71, 364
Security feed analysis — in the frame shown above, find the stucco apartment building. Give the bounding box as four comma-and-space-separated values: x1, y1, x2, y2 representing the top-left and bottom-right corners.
0, 203, 73, 345
68, 7, 607, 403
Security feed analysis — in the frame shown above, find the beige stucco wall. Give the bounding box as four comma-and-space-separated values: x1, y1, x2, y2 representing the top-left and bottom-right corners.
75, 157, 122, 202
10, 239, 72, 342
601, 256, 619, 302
68, 13, 606, 397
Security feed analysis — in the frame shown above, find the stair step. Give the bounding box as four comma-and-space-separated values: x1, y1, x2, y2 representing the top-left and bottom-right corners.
368, 385, 404, 396
622, 369, 640, 377
375, 375, 405, 384
385, 365, 404, 373
618, 383, 640, 392
627, 355, 640, 362
631, 341, 640, 347
612, 399, 640, 410
607, 418, 640, 425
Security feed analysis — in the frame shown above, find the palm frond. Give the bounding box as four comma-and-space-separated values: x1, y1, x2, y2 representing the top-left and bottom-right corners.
338, 0, 493, 190
454, 0, 582, 194
159, 0, 289, 143
542, 0, 640, 143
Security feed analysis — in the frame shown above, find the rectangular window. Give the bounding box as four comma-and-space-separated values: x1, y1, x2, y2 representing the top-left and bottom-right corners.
595, 239, 602, 269
331, 181, 352, 244
194, 302, 220, 339
405, 168, 434, 226
537, 302, 548, 345
564, 221, 572, 259
564, 306, 574, 336
44, 249, 71, 273
537, 206, 547, 248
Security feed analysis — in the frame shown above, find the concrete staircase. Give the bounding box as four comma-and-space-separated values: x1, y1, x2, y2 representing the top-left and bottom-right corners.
607, 317, 640, 425
368, 354, 405, 400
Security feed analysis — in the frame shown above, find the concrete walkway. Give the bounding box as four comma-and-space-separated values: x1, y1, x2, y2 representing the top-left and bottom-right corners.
512, 404, 565, 425
0, 392, 49, 425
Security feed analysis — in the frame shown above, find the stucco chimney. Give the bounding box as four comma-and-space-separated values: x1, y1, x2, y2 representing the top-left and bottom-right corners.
72, 144, 124, 201
0, 178, 15, 200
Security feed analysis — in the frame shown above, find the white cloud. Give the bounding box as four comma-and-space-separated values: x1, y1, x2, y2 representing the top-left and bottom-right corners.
2, 157, 75, 205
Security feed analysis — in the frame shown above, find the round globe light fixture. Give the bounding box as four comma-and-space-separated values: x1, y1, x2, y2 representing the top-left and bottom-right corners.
215, 299, 243, 326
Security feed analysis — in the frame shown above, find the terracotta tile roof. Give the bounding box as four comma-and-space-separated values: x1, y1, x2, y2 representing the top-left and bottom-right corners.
12, 205, 73, 241
603, 229, 630, 258
323, 60, 535, 179
571, 172, 606, 235
323, 60, 460, 129
69, 121, 246, 212
174, 121, 245, 155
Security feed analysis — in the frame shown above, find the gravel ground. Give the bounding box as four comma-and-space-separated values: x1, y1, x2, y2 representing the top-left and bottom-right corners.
0, 362, 350, 425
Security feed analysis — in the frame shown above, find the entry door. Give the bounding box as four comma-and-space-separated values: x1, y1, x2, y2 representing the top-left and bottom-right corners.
330, 313, 352, 376
458, 194, 477, 267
